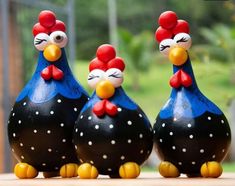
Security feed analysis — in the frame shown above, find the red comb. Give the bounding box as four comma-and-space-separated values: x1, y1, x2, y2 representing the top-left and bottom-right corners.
32, 10, 66, 37
155, 11, 190, 43
89, 44, 125, 72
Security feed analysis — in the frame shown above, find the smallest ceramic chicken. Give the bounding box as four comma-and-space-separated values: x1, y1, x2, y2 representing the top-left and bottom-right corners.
73, 44, 153, 179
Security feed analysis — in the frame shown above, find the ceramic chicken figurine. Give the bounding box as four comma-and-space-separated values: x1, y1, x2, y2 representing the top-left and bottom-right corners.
73, 44, 153, 179
153, 11, 231, 178
7, 10, 89, 179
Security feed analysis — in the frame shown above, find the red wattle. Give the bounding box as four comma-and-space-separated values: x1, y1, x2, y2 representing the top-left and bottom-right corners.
105, 100, 118, 116
181, 70, 192, 87
169, 70, 181, 88
93, 100, 106, 117
41, 65, 52, 80
52, 65, 64, 80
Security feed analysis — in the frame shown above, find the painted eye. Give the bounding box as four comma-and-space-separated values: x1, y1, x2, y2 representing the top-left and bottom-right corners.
105, 68, 123, 88
159, 39, 175, 56
34, 33, 50, 51
87, 69, 105, 89
50, 31, 68, 48
174, 33, 192, 50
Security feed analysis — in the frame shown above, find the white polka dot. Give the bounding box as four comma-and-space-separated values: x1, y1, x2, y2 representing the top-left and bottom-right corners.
221, 120, 224, 124
33, 129, 37, 133
42, 163, 46, 166
55, 167, 59, 170
13, 133, 16, 137
209, 133, 213, 138
60, 123, 64, 127
88, 141, 92, 146
182, 148, 187, 152
153, 130, 156, 134
87, 98, 90, 100
226, 133, 229, 136
178, 162, 182, 165
21, 156, 24, 159
80, 132, 83, 136
222, 149, 225, 153
50, 111, 54, 115
47, 130, 51, 134
80, 115, 83, 119
127, 139, 132, 144
18, 120, 22, 124
109, 124, 114, 129
62, 139, 66, 143
200, 149, 204, 153
75, 128, 78, 133
127, 120, 132, 125
61, 156, 66, 159
117, 108, 122, 112
8, 120, 10, 124
95, 125, 99, 129
139, 113, 143, 118
172, 146, 176, 150
192, 161, 196, 165
12, 148, 15, 152
79, 159, 83, 163
140, 149, 144, 154
162, 123, 165, 127
90, 160, 94, 164
208, 116, 211, 120
20, 143, 23, 147
159, 139, 163, 143
108, 168, 112, 171
31, 146, 35, 150
173, 118, 177, 121
111, 140, 116, 145
11, 108, 13, 111
187, 123, 192, 128
75, 145, 78, 150
139, 134, 143, 138
23, 102, 27, 106
189, 134, 194, 139
57, 99, 62, 103
12, 113, 15, 116
74, 107, 78, 112
169, 132, 173, 136
212, 154, 216, 159
120, 156, 125, 160
48, 148, 52, 152
103, 154, 108, 159
35, 111, 39, 115
88, 116, 92, 120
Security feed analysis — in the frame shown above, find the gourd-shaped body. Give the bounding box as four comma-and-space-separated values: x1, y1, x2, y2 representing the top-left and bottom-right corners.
153, 11, 231, 178
73, 44, 153, 179
7, 10, 89, 178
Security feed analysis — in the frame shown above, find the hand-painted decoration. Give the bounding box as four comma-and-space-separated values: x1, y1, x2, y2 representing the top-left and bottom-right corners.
73, 44, 153, 179
7, 10, 89, 179
153, 11, 231, 178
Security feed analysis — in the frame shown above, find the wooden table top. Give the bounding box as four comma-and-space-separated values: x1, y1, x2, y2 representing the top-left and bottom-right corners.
0, 172, 235, 186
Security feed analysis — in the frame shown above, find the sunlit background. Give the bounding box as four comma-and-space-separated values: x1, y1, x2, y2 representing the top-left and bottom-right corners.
0, 0, 235, 173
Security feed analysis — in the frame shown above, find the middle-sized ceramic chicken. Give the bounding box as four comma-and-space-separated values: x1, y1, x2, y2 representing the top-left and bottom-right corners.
73, 44, 153, 179
153, 11, 231, 178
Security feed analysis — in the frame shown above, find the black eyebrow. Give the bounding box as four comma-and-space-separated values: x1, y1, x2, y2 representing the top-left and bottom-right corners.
160, 45, 170, 51
108, 71, 122, 78
176, 37, 188, 43
88, 74, 100, 80
35, 38, 47, 45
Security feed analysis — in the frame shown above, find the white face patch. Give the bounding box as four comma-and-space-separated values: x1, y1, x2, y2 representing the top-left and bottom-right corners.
104, 68, 123, 88
173, 33, 192, 50
87, 69, 105, 89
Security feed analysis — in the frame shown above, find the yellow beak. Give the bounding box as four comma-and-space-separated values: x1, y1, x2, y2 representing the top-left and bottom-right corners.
43, 44, 61, 62
169, 47, 188, 66
96, 80, 115, 99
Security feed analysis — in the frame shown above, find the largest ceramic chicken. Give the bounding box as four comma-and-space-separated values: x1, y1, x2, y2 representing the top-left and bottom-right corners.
153, 11, 231, 178
7, 10, 89, 179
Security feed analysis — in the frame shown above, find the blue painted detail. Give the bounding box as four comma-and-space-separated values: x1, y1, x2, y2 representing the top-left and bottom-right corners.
81, 87, 138, 113
160, 57, 222, 119
16, 49, 89, 103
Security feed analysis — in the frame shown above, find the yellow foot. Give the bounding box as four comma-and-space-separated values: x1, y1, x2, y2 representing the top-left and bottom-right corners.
60, 163, 78, 178
14, 163, 38, 179
43, 171, 59, 178
119, 162, 140, 179
200, 161, 223, 178
77, 163, 98, 179
158, 161, 180, 178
